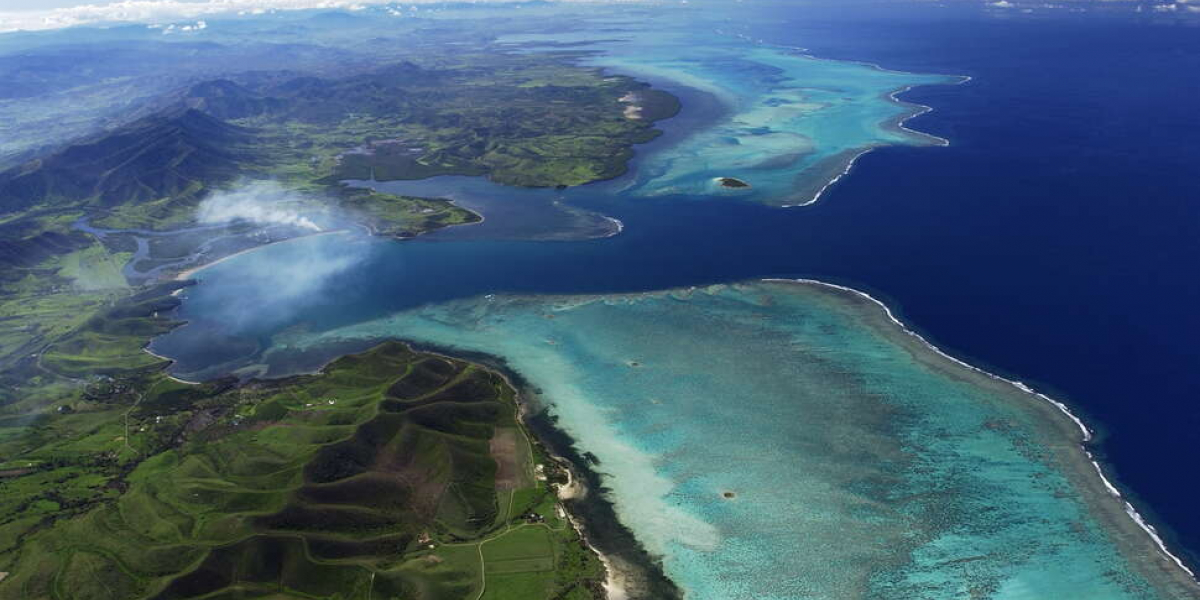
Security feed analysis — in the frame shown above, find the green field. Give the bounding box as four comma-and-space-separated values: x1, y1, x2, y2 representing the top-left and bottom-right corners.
0, 341, 604, 599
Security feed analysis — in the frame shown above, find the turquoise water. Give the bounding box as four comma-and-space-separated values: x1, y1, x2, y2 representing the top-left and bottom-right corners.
500, 20, 954, 206
262, 282, 1185, 599
146, 5, 1200, 599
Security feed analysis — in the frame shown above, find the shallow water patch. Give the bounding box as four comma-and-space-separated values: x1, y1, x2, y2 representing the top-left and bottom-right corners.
263, 281, 1192, 599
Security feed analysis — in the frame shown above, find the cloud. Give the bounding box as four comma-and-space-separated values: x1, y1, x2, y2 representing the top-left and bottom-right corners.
0, 0, 625, 33
149, 19, 207, 33
195, 225, 376, 333
0, 0, 400, 33
188, 179, 379, 332
197, 180, 323, 232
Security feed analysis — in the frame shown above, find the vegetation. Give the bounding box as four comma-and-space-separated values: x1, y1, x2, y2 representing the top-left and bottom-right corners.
0, 52, 676, 228
340, 188, 480, 239
0, 51, 676, 383
287, 57, 678, 187
0, 46, 676, 597
0, 340, 604, 599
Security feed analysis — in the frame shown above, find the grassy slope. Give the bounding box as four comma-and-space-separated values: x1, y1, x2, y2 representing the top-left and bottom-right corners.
0, 238, 142, 385
312, 54, 678, 188
0, 341, 603, 600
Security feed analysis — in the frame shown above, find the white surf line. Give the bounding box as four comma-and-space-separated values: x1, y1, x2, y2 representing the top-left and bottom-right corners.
763, 277, 1198, 582
782, 80, 962, 209
748, 34, 974, 94
887, 84, 958, 147
174, 229, 349, 281
724, 30, 974, 119
436, 356, 628, 598
603, 216, 626, 237
775, 75, 966, 208
723, 35, 971, 208
141, 346, 202, 385
783, 147, 873, 208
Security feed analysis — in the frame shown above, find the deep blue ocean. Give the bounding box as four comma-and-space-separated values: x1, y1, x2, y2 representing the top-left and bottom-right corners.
749, 3, 1200, 567
154, 1, 1200, 578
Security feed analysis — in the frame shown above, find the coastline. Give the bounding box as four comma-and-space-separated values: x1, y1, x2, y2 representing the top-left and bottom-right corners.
140, 344, 197, 385
405, 344, 684, 600
172, 229, 350, 282
344, 179, 490, 234
763, 277, 1200, 594
250, 278, 1200, 597
133, 30, 1198, 598
25, 5, 1200, 598
729, 51, 1200, 580
145, 324, 674, 598
210, 332, 683, 599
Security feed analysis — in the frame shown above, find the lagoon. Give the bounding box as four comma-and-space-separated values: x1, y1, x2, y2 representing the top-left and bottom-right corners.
150, 3, 1200, 598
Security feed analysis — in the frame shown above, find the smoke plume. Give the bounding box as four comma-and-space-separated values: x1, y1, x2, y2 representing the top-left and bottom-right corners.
197, 181, 322, 232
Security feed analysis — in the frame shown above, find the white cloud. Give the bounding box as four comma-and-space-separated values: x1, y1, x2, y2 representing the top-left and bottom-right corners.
197, 181, 323, 232
154, 18, 207, 33
0, 0, 433, 33
989, 0, 1015, 7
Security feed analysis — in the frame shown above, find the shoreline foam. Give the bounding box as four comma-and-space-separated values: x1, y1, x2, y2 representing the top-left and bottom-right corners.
152, 334, 652, 597
778, 75, 970, 208
150, 229, 1200, 596
764, 277, 1199, 587
714, 33, 969, 208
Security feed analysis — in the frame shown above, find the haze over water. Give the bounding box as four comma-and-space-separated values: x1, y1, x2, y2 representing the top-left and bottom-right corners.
152, 3, 1200, 598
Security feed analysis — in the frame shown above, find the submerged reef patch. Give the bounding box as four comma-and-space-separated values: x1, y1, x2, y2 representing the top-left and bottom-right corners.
270, 281, 1199, 599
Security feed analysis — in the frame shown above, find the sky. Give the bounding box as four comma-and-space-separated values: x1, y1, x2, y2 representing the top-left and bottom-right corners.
0, 0, 1196, 34
0, 0, 429, 32
4, 1, 84, 9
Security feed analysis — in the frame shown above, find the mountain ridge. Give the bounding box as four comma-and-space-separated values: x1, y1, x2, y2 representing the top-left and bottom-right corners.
0, 107, 254, 216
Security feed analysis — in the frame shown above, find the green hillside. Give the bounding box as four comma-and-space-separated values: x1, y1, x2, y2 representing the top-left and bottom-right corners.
0, 341, 603, 600
0, 109, 254, 216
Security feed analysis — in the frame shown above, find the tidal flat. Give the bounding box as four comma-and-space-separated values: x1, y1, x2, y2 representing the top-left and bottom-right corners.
258, 281, 1198, 599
